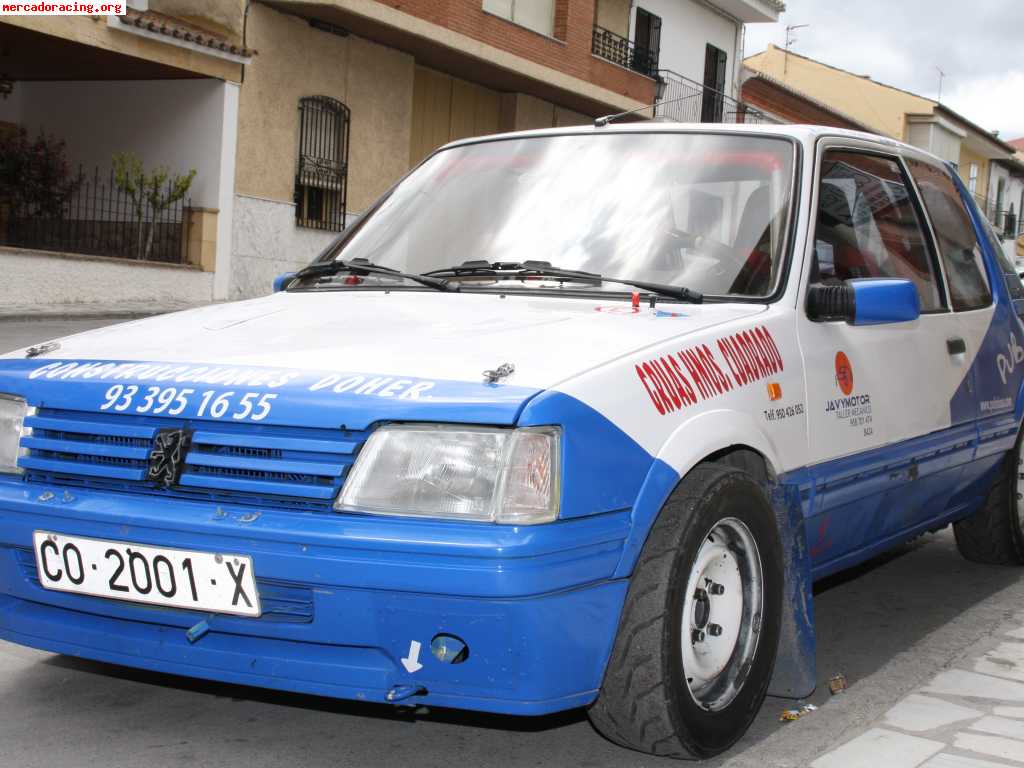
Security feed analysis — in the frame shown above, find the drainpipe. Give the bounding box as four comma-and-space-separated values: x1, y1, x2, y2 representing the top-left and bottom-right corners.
734, 18, 744, 100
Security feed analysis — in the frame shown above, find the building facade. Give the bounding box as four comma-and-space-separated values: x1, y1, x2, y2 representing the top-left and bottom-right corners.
2, 0, 782, 311
743, 44, 1023, 246
738, 68, 869, 131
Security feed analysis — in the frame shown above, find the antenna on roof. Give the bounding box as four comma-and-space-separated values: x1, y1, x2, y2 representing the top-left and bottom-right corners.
784, 24, 809, 77
594, 89, 703, 127
934, 65, 947, 103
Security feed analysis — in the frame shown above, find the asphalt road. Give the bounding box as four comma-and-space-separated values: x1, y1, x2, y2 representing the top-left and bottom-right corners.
3, 317, 1024, 768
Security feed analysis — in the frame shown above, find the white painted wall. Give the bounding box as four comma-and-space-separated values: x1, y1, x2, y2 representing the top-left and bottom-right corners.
629, 0, 741, 97
213, 82, 239, 301
1008, 175, 1024, 233
0, 246, 213, 313
2, 78, 240, 305
2, 79, 228, 210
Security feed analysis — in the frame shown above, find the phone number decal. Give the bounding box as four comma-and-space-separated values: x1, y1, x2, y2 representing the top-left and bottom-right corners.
99, 385, 277, 422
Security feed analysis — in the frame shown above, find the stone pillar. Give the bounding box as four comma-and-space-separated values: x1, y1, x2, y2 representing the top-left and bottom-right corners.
183, 207, 219, 272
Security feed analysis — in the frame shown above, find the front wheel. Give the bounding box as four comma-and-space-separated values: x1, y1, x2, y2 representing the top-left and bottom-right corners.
588, 464, 782, 759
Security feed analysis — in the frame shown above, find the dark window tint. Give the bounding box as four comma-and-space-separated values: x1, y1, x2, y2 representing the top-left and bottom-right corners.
812, 151, 943, 312
906, 157, 991, 311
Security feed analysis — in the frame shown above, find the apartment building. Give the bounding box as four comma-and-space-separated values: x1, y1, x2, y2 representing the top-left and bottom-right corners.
1, 0, 782, 311
744, 43, 1024, 246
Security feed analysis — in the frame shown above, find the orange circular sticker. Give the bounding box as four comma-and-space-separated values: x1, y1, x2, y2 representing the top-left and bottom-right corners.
835, 351, 854, 396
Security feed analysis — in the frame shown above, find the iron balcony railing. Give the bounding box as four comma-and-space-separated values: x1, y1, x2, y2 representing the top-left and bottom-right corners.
591, 25, 659, 79
1, 165, 188, 264
971, 192, 1023, 239
654, 70, 776, 125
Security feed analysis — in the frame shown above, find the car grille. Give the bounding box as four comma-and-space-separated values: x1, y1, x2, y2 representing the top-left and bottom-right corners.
18, 408, 369, 510
13, 548, 314, 624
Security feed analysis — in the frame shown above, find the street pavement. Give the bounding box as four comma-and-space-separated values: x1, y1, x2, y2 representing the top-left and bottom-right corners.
3, 318, 1024, 768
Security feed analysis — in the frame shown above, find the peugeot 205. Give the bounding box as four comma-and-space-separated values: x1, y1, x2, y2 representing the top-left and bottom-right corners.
2, 123, 1023, 760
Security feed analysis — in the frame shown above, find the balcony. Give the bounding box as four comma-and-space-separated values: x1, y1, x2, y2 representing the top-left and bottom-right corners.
591, 25, 659, 79
654, 70, 776, 125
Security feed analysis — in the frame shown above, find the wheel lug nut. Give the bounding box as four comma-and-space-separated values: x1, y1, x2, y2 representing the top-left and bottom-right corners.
694, 588, 708, 601
708, 623, 723, 637
709, 583, 725, 596
692, 629, 705, 643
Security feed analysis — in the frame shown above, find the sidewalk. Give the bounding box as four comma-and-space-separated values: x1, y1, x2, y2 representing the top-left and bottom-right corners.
0, 300, 210, 321
806, 613, 1024, 767
721, 605, 1024, 768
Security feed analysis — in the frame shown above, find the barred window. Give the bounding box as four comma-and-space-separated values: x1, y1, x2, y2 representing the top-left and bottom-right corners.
295, 96, 350, 232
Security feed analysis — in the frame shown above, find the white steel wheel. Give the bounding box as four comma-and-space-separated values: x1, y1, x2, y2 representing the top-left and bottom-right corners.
681, 517, 764, 712
589, 464, 782, 759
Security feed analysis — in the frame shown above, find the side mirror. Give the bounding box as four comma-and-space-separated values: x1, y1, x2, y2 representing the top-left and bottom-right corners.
807, 278, 920, 325
273, 272, 297, 293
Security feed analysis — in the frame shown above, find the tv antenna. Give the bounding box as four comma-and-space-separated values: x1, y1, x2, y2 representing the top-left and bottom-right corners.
784, 24, 809, 76
935, 65, 947, 103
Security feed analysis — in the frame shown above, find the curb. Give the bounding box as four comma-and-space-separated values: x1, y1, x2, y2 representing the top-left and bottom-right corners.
0, 304, 216, 322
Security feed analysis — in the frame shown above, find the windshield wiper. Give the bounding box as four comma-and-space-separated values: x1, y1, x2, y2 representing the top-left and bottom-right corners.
295, 258, 458, 293
424, 260, 703, 303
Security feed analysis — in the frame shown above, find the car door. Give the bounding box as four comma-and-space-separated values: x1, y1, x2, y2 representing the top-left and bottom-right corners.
906, 155, 1024, 496
797, 142, 973, 575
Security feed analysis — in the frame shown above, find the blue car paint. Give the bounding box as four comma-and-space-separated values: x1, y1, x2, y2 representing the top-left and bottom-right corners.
0, 359, 543, 430
849, 278, 921, 326
272, 272, 297, 293
0, 472, 631, 715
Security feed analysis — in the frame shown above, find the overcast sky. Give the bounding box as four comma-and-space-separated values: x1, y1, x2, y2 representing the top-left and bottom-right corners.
743, 0, 1024, 140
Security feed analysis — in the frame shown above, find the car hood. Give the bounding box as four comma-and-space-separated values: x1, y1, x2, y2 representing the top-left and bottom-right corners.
1, 290, 765, 428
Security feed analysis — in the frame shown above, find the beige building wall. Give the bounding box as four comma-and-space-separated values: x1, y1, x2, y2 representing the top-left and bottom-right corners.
410, 66, 501, 165
235, 3, 415, 213
232, 3, 417, 299
499, 93, 589, 132
0, 14, 241, 81
595, 0, 632, 38
958, 145, 989, 200
150, 0, 246, 42
744, 45, 933, 140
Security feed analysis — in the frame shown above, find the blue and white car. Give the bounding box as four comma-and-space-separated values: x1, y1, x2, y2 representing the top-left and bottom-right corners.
2, 124, 1023, 760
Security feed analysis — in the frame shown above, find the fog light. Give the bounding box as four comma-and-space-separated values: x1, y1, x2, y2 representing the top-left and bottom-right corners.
430, 633, 469, 664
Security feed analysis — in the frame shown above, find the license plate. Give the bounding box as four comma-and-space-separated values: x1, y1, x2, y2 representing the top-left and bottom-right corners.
32, 531, 261, 618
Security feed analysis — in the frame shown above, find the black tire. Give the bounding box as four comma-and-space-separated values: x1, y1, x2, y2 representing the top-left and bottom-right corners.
953, 429, 1024, 565
588, 463, 783, 759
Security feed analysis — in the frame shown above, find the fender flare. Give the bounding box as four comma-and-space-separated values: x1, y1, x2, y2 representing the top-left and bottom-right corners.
613, 408, 816, 699
613, 408, 784, 579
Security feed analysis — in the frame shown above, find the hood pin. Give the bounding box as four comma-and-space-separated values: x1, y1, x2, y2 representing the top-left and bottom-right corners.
483, 363, 515, 384
25, 341, 61, 359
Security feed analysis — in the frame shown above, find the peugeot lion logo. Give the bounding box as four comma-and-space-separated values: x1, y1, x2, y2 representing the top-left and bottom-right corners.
147, 429, 192, 488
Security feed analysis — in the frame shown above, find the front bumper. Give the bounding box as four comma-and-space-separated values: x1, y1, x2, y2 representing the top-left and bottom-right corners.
0, 477, 630, 715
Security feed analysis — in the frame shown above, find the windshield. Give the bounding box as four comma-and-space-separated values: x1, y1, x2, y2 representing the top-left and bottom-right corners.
313, 132, 796, 298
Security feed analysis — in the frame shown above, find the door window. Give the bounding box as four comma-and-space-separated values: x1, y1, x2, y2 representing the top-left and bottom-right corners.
811, 151, 944, 312
633, 8, 662, 78
701, 44, 727, 123
906, 157, 992, 311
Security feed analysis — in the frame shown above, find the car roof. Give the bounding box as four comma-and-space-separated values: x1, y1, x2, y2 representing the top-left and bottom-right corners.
438, 121, 947, 168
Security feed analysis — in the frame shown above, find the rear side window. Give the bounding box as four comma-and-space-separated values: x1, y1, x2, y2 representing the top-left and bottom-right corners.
812, 151, 943, 312
905, 158, 992, 311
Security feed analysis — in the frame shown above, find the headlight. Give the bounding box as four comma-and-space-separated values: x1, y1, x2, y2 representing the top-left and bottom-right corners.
0, 394, 29, 475
336, 424, 560, 524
